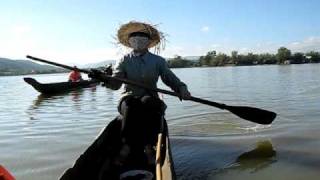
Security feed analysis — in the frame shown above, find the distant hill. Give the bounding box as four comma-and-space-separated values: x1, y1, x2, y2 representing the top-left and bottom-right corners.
80, 56, 198, 69
164, 56, 200, 61
183, 56, 200, 61
80, 60, 116, 68
0, 57, 66, 76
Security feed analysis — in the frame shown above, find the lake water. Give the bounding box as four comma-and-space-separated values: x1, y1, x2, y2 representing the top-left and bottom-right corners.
0, 64, 320, 180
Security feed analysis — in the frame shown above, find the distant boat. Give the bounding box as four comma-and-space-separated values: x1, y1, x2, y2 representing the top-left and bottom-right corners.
24, 77, 99, 94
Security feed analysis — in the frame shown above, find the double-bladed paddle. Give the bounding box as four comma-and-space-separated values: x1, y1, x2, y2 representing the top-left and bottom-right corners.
26, 55, 276, 125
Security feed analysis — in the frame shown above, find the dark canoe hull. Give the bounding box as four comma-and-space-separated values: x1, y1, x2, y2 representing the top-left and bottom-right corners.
60, 117, 176, 180
23, 77, 99, 94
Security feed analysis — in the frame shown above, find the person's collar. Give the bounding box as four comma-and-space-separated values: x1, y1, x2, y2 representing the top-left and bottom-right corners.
131, 50, 149, 57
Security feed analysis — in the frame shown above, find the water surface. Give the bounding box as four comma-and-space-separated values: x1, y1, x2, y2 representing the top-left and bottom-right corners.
0, 64, 319, 179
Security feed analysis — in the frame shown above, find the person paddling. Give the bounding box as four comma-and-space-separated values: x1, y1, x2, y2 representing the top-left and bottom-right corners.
68, 66, 83, 82
89, 21, 191, 165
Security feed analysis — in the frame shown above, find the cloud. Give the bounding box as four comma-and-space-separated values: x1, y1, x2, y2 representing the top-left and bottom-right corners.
162, 45, 185, 57
287, 37, 320, 52
247, 37, 320, 54
28, 47, 122, 64
0, 25, 36, 59
12, 25, 31, 36
201, 26, 210, 32
211, 44, 221, 48
0, 25, 122, 64
207, 37, 320, 55
162, 44, 222, 57
0, 40, 122, 64
2, 27, 320, 63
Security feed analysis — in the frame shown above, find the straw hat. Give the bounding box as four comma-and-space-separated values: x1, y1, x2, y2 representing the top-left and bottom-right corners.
117, 21, 163, 49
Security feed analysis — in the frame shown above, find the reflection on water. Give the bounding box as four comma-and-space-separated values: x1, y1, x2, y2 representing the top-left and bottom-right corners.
30, 94, 65, 109
29, 87, 98, 110
173, 138, 277, 180
227, 141, 276, 173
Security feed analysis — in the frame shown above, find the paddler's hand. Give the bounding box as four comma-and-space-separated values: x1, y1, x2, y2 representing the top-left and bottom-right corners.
178, 85, 191, 101
104, 64, 113, 76
101, 65, 113, 86
88, 69, 103, 80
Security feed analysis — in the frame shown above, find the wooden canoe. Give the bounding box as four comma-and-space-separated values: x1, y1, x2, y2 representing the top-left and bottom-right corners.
24, 77, 99, 94
60, 117, 176, 180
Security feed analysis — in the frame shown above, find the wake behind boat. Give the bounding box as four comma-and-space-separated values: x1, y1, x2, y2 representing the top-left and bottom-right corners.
24, 77, 99, 94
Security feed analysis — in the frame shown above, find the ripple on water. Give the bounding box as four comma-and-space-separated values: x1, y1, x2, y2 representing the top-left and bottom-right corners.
168, 112, 274, 137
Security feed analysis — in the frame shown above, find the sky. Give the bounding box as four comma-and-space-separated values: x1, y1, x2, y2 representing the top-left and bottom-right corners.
1, 0, 320, 64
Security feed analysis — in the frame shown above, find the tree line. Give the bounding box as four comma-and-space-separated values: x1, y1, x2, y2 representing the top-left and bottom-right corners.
0, 68, 67, 76
167, 47, 320, 68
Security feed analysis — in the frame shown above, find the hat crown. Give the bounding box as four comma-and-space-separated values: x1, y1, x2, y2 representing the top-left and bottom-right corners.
117, 21, 162, 49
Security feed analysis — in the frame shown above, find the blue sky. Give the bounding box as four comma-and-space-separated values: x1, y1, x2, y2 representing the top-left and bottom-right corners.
1, 0, 320, 64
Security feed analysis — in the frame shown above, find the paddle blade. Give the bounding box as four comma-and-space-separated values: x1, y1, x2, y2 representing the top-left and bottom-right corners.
226, 105, 276, 125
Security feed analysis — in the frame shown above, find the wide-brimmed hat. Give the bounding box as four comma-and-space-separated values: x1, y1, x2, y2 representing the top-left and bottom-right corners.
117, 21, 163, 49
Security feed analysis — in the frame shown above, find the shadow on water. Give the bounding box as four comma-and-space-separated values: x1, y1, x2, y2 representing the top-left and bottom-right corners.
25, 87, 100, 121
30, 94, 65, 109
224, 141, 276, 173
26, 94, 67, 121
29, 89, 88, 109
26, 90, 88, 121
172, 138, 277, 180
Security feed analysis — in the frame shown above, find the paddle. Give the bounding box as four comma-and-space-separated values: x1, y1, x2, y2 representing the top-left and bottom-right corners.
26, 55, 276, 125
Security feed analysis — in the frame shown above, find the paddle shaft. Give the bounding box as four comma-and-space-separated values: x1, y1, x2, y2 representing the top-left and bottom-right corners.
26, 55, 227, 109
26, 55, 276, 124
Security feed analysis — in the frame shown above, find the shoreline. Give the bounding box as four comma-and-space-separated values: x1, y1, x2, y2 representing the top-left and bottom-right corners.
1, 62, 319, 76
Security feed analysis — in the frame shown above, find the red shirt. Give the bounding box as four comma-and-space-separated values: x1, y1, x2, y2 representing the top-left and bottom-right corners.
69, 71, 82, 82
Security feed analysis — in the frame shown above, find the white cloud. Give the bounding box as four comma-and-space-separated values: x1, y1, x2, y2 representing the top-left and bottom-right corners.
247, 37, 320, 54
2, 27, 320, 63
201, 26, 210, 32
0, 25, 122, 64
287, 37, 320, 52
27, 47, 122, 65
12, 25, 31, 36
161, 36, 320, 57
162, 45, 185, 57
0, 25, 36, 59
211, 44, 221, 48
0, 24, 123, 64
0, 40, 122, 64
208, 37, 320, 55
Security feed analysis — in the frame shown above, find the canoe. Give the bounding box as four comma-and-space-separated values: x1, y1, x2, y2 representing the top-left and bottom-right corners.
24, 77, 99, 94
60, 117, 176, 180
0, 165, 15, 180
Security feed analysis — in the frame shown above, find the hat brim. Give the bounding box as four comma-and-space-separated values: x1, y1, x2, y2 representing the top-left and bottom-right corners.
117, 22, 161, 48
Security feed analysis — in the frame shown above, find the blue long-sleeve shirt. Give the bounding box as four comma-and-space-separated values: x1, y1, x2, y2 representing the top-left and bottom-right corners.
106, 51, 187, 97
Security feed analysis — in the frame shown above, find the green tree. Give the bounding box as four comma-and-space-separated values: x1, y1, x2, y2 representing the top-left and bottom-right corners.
212, 53, 229, 66
231, 51, 239, 64
236, 53, 256, 65
199, 50, 216, 66
258, 53, 277, 64
277, 47, 291, 64
305, 51, 320, 63
247, 53, 258, 64
291, 52, 305, 64
167, 55, 194, 68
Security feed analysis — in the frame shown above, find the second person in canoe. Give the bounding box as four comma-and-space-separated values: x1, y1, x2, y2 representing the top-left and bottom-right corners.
69, 66, 83, 82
